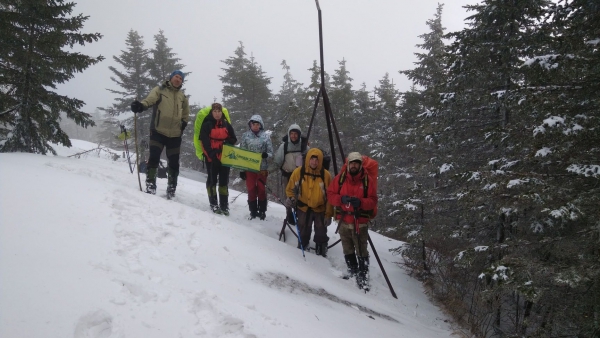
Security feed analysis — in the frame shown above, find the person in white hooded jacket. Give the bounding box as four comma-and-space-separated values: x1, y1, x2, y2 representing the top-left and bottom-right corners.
273, 124, 308, 224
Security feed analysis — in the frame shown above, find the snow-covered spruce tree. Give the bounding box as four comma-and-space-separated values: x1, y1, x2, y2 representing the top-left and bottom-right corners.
220, 41, 272, 132
388, 4, 451, 273
328, 58, 359, 151
363, 74, 400, 232
147, 29, 187, 88
504, 1, 600, 336
0, 0, 103, 154
425, 1, 593, 336
272, 60, 306, 143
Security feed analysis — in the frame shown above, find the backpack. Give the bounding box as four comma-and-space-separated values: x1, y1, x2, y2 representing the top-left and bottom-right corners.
283, 135, 308, 156
280, 135, 308, 177
337, 155, 378, 219
193, 106, 231, 160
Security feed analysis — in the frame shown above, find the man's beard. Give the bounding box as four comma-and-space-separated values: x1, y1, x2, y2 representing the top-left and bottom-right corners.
349, 167, 359, 175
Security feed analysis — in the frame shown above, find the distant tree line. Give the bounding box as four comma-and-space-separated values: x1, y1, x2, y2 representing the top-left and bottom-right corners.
1, 1, 598, 336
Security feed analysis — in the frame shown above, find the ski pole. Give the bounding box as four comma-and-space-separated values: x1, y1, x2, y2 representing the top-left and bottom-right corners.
291, 206, 306, 260
265, 184, 286, 205
367, 232, 397, 299
120, 125, 133, 173
133, 106, 142, 192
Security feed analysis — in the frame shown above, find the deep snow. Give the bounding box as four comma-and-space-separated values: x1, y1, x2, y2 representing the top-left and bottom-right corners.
0, 140, 457, 337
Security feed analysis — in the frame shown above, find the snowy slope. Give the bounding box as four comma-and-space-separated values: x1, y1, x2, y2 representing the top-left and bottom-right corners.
0, 140, 456, 337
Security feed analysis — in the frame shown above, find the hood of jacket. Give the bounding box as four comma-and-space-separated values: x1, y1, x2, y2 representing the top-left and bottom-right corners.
303, 148, 324, 172
247, 115, 264, 130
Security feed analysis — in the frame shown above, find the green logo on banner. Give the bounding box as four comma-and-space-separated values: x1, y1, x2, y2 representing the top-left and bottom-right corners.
221, 144, 262, 172
226, 150, 237, 160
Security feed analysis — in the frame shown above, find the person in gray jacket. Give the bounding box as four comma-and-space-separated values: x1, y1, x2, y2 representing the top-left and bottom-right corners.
239, 115, 274, 220
273, 124, 308, 224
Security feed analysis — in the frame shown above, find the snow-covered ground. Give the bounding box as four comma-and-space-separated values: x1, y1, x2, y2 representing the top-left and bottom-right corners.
0, 140, 457, 337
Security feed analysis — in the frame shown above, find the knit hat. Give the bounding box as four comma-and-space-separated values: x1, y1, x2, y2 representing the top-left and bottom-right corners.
170, 70, 184, 81
211, 103, 223, 111
347, 152, 363, 171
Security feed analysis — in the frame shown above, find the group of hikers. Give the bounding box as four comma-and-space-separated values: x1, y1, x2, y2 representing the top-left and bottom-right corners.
130, 70, 378, 291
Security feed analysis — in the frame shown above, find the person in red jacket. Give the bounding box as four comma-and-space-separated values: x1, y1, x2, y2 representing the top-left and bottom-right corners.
200, 103, 237, 215
327, 152, 377, 291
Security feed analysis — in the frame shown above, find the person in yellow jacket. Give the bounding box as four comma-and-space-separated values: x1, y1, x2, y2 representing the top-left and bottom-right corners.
285, 148, 333, 257
131, 70, 190, 198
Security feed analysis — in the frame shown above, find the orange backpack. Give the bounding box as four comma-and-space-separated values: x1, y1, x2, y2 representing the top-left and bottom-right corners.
338, 155, 378, 219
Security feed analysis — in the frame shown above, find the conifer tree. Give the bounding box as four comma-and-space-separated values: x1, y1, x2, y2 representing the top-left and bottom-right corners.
391, 4, 449, 253
0, 0, 103, 154
147, 30, 187, 87
220, 42, 272, 126
329, 58, 358, 148
272, 60, 307, 141
102, 30, 151, 116
100, 30, 153, 149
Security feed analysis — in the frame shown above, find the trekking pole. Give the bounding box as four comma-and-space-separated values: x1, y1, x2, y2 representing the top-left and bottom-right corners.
291, 206, 306, 260
231, 190, 244, 203
265, 184, 285, 205
356, 213, 398, 299
354, 210, 365, 263
367, 232, 398, 299
133, 109, 142, 192
120, 125, 134, 173
264, 184, 298, 241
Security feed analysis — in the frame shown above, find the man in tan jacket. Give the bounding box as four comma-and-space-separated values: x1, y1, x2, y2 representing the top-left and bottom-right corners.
131, 70, 190, 198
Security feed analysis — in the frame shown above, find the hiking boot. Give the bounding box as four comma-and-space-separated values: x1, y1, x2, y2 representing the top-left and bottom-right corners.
219, 194, 229, 216
211, 204, 222, 214
145, 182, 157, 195
343, 253, 359, 279
166, 184, 176, 199
315, 242, 328, 258
145, 167, 157, 194
356, 256, 370, 291
248, 200, 258, 220
258, 200, 267, 220
297, 241, 310, 252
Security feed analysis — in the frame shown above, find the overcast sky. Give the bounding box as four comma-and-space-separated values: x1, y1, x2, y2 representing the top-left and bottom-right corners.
57, 0, 477, 113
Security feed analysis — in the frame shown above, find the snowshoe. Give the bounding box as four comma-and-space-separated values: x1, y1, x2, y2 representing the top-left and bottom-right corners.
221, 208, 230, 216
356, 256, 370, 292
210, 205, 222, 214
145, 182, 156, 195
343, 253, 359, 279
166, 184, 176, 199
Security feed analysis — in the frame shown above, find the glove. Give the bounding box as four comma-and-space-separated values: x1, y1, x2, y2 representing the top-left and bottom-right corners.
349, 197, 361, 208
180, 120, 188, 132
284, 197, 295, 208
261, 152, 268, 159
324, 217, 332, 226
131, 100, 144, 113
341, 195, 351, 205
239, 171, 246, 180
